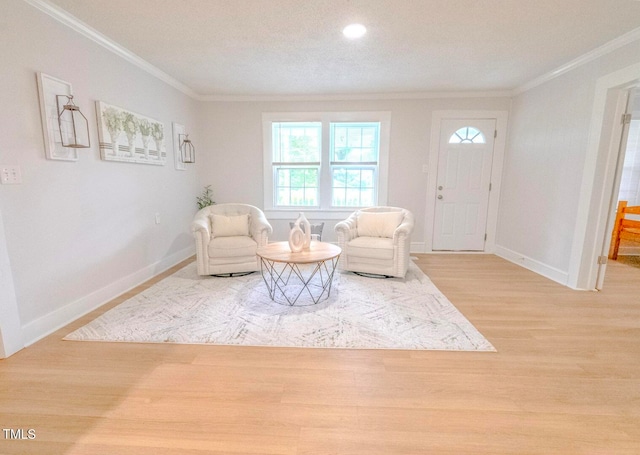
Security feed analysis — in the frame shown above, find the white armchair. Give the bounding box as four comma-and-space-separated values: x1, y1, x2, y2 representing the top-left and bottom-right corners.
191, 203, 272, 276
335, 206, 414, 278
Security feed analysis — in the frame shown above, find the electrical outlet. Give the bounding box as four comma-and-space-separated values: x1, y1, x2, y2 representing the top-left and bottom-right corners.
1, 166, 22, 184
155, 213, 161, 224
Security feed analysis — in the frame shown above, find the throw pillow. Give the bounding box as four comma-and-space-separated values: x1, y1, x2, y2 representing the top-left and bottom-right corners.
356, 211, 403, 238
210, 214, 250, 237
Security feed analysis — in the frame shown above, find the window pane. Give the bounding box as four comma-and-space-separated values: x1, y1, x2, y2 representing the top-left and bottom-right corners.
361, 169, 374, 187
332, 168, 347, 188
347, 128, 362, 147
277, 188, 290, 206
346, 169, 362, 188
332, 188, 345, 206
361, 148, 376, 162
277, 169, 289, 186
334, 148, 349, 161
346, 189, 361, 206
331, 122, 380, 163
360, 189, 374, 206
362, 127, 377, 147
274, 167, 318, 207
331, 166, 376, 207
448, 126, 486, 144
290, 188, 305, 206
290, 169, 305, 186
305, 168, 318, 186
334, 127, 347, 147
304, 188, 317, 206
273, 122, 321, 162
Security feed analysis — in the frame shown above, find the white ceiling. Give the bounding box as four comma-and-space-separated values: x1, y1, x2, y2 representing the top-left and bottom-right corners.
39, 0, 640, 98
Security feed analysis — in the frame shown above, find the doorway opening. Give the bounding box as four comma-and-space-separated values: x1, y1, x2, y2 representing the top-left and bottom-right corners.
607, 89, 640, 269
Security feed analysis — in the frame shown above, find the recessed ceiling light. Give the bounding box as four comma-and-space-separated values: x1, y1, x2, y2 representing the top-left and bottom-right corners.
343, 23, 366, 39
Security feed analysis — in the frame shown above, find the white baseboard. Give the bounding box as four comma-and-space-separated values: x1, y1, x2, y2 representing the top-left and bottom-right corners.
494, 245, 570, 287
410, 241, 426, 253
21, 246, 195, 347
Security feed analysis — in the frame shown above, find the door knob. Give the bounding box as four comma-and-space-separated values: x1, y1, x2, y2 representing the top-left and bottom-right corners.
437, 195, 443, 200
438, 185, 443, 190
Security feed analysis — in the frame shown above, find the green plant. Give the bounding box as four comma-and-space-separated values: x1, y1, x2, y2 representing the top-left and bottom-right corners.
103, 107, 123, 133
122, 112, 140, 136
151, 122, 164, 141
138, 118, 152, 136
197, 185, 215, 209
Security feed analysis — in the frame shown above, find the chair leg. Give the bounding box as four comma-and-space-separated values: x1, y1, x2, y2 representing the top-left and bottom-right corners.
608, 201, 627, 260
610, 234, 621, 260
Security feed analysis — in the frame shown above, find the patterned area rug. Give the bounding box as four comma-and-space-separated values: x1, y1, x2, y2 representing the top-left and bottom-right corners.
65, 262, 495, 351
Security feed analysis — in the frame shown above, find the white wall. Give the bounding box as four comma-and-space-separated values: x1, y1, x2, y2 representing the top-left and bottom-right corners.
0, 208, 23, 357
0, 0, 199, 346
497, 40, 640, 285
197, 97, 511, 245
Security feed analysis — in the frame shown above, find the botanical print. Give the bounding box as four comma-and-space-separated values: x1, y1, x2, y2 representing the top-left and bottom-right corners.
96, 101, 166, 165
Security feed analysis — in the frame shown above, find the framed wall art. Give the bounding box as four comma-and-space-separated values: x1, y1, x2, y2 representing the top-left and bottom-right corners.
96, 101, 166, 165
172, 122, 187, 171
36, 72, 79, 161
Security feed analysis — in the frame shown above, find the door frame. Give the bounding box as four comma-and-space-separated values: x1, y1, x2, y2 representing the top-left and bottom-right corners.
595, 87, 635, 289
424, 110, 509, 253
568, 63, 640, 290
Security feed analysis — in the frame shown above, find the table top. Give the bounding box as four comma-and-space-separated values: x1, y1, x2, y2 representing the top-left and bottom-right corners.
257, 241, 341, 264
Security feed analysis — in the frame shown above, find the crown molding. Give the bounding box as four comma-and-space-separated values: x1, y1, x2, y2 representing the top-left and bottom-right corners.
23, 0, 201, 100
200, 90, 514, 102
515, 26, 640, 94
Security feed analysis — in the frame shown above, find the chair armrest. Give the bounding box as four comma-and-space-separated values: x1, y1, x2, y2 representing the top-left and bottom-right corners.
191, 209, 211, 275
393, 221, 412, 240
249, 210, 273, 247
393, 213, 414, 244
191, 211, 211, 238
335, 212, 359, 245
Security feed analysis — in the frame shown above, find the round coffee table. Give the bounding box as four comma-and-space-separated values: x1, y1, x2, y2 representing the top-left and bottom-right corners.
256, 241, 341, 305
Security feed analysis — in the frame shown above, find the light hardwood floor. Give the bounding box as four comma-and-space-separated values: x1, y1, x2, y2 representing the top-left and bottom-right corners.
1, 254, 639, 454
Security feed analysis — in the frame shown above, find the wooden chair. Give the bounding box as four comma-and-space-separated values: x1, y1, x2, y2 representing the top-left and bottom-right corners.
608, 200, 640, 260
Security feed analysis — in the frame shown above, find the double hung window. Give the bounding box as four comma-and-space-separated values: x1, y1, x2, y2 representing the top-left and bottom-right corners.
263, 112, 390, 215
272, 122, 321, 207
330, 123, 379, 207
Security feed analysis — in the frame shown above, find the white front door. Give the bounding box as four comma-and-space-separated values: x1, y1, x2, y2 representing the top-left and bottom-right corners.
432, 119, 496, 251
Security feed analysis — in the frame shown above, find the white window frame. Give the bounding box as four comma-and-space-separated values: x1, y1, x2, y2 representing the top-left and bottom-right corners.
263, 111, 391, 219
271, 121, 322, 209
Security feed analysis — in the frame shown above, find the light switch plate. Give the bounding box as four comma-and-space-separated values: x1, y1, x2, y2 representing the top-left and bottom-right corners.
1, 166, 22, 184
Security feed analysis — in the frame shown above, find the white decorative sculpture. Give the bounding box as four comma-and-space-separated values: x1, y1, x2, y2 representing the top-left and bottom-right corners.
288, 223, 304, 252
297, 212, 311, 250
288, 212, 311, 252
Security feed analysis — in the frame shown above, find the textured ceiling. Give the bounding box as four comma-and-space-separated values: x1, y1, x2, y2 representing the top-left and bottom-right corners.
42, 0, 640, 97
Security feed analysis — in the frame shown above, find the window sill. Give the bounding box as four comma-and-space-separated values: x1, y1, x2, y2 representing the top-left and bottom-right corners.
265, 209, 359, 220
